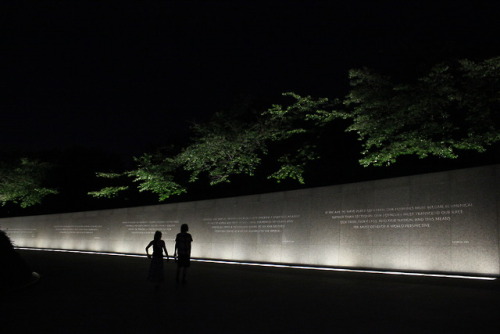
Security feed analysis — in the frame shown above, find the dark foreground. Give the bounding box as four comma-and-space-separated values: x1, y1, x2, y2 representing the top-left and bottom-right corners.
1, 250, 500, 334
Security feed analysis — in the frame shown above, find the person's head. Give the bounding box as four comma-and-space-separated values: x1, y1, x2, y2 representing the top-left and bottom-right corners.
181, 224, 189, 233
154, 231, 162, 241
0, 230, 14, 253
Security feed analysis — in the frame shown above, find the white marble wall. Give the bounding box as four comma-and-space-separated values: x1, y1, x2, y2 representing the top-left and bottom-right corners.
1, 165, 499, 275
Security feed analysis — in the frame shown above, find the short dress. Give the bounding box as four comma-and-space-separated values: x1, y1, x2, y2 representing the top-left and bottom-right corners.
147, 240, 165, 283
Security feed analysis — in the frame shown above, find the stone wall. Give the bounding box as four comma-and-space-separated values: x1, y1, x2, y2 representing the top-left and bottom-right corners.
1, 165, 499, 275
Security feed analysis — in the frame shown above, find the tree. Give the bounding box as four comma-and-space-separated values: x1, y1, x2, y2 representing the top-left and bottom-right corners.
176, 113, 271, 185
176, 99, 334, 186
339, 56, 500, 166
88, 111, 277, 201
88, 95, 335, 201
90, 56, 500, 202
0, 158, 58, 208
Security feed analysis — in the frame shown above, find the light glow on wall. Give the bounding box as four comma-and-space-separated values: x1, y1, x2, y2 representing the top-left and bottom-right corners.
16, 247, 497, 281
3, 165, 499, 277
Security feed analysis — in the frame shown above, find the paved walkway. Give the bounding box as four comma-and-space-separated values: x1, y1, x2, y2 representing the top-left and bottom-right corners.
1, 250, 500, 333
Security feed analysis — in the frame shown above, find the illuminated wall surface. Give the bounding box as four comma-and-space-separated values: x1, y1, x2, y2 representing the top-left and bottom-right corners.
1, 165, 499, 275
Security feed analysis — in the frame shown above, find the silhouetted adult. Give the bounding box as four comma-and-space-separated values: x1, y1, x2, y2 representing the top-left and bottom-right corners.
174, 224, 193, 283
0, 230, 39, 290
146, 231, 169, 290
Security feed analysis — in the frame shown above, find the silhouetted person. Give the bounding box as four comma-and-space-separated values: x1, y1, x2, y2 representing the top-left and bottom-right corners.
0, 230, 39, 290
174, 224, 193, 283
146, 230, 169, 290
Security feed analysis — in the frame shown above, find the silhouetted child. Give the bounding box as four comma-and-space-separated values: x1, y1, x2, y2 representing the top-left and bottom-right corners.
174, 224, 193, 283
146, 230, 169, 290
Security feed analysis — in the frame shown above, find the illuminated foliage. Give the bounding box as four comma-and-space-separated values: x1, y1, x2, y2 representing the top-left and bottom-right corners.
0, 158, 57, 208
261, 94, 338, 183
176, 113, 271, 185
175, 95, 338, 186
87, 172, 130, 198
90, 56, 499, 202
89, 97, 332, 201
87, 186, 129, 199
266, 146, 319, 184
88, 154, 186, 201
343, 57, 500, 166
264, 92, 337, 138
129, 153, 186, 201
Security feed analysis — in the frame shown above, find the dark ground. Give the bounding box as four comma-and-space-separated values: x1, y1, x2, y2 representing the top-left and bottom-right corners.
1, 250, 499, 334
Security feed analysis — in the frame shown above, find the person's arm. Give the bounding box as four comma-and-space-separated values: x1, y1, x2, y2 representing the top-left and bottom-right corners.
173, 238, 178, 260
145, 241, 153, 259
189, 235, 193, 257
162, 240, 169, 261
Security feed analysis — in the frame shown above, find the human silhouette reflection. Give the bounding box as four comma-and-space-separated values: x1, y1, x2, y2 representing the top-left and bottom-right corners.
145, 230, 169, 290
174, 224, 193, 283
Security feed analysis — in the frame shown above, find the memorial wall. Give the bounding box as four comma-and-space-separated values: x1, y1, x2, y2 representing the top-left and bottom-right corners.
1, 165, 499, 275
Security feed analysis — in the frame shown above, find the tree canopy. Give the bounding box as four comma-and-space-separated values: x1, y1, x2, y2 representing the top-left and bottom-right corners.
89, 56, 500, 202
2, 57, 498, 208
0, 158, 57, 208
341, 57, 500, 166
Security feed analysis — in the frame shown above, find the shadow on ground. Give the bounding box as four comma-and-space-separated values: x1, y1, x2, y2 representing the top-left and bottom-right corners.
1, 250, 499, 334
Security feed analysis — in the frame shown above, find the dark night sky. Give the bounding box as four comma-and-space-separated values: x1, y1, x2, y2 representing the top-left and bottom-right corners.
3, 0, 500, 158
